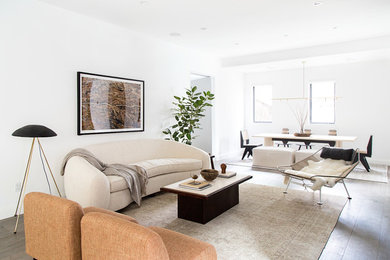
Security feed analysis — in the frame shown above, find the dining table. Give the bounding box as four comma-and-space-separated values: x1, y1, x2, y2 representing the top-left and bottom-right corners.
252, 133, 357, 148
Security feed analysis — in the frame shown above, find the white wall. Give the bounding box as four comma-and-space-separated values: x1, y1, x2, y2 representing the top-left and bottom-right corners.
0, 0, 221, 219
213, 69, 245, 159
191, 77, 212, 153
244, 60, 390, 163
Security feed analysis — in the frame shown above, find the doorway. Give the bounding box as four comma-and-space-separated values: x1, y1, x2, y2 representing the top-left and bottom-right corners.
190, 73, 213, 154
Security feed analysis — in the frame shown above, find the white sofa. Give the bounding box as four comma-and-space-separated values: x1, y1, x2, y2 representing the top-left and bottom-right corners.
63, 139, 210, 211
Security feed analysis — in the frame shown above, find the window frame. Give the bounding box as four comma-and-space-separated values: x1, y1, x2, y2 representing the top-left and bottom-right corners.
309, 81, 336, 124
253, 85, 272, 123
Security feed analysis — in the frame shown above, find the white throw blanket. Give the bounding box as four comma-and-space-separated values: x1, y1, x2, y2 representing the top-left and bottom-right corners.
285, 159, 351, 190
61, 148, 148, 206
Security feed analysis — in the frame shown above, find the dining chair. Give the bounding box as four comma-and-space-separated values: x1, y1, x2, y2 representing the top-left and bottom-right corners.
296, 129, 312, 150
328, 129, 337, 136
277, 128, 290, 147
359, 135, 373, 172
240, 130, 262, 160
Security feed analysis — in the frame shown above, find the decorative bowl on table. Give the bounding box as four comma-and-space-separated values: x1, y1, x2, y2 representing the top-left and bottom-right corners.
294, 132, 311, 137
200, 169, 219, 181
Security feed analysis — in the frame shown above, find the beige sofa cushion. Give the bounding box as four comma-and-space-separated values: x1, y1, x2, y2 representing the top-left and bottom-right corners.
108, 158, 202, 193
107, 176, 128, 193
135, 158, 202, 178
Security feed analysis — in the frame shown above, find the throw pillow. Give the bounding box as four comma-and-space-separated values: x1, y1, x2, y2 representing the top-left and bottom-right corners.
320, 147, 354, 161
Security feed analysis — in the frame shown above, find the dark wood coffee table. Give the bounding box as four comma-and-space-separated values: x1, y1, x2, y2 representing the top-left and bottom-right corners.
161, 174, 252, 224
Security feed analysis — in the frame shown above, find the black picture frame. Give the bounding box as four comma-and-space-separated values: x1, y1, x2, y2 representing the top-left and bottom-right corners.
77, 72, 145, 135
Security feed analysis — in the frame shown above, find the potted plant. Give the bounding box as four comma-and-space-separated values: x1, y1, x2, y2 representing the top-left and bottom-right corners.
163, 86, 214, 145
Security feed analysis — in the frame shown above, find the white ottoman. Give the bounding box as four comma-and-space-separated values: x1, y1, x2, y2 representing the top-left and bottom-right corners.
295, 149, 321, 163
252, 147, 295, 168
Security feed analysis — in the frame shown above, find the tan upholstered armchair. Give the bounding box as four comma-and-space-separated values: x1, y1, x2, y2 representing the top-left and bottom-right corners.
81, 212, 217, 260
24, 192, 137, 260
24, 192, 217, 260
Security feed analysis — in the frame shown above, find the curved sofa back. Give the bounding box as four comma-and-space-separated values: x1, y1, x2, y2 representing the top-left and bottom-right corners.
84, 139, 211, 169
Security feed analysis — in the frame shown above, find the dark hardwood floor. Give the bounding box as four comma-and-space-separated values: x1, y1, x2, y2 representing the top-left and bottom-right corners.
1, 161, 389, 260
225, 162, 390, 260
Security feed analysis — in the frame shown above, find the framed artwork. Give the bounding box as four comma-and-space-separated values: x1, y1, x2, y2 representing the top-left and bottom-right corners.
77, 72, 144, 135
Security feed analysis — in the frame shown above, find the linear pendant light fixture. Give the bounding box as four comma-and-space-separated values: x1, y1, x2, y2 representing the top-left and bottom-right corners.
273, 61, 341, 101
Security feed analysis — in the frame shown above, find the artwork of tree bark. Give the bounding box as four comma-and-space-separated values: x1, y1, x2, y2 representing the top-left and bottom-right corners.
81, 77, 141, 131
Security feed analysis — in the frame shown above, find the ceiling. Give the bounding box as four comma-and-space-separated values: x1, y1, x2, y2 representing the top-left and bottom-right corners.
234, 48, 390, 73
40, 0, 390, 60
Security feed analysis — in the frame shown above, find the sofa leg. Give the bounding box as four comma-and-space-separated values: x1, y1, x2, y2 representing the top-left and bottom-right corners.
209, 154, 215, 170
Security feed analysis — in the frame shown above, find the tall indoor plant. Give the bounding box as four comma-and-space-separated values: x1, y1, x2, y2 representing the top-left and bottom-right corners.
163, 86, 214, 145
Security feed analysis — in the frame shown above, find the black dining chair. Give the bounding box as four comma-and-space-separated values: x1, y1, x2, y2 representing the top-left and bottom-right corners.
359, 135, 373, 172
296, 129, 312, 150
240, 130, 262, 160
277, 128, 290, 147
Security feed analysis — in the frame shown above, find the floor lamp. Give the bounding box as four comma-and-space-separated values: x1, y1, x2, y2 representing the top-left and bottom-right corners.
12, 125, 62, 234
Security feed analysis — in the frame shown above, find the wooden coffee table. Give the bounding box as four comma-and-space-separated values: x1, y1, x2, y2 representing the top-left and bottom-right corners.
161, 174, 252, 224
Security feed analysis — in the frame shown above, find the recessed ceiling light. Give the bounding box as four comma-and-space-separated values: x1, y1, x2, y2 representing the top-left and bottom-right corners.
140, 0, 148, 4
283, 34, 289, 37
313, 2, 322, 6
200, 27, 207, 31
234, 42, 240, 46
169, 32, 181, 37
333, 26, 338, 30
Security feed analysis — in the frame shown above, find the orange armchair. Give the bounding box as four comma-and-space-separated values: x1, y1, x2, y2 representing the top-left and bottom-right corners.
81, 212, 217, 260
24, 193, 139, 260
24, 192, 84, 260
24, 192, 217, 260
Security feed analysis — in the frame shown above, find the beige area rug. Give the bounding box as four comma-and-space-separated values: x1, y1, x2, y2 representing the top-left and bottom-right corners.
227, 160, 388, 183
121, 183, 346, 260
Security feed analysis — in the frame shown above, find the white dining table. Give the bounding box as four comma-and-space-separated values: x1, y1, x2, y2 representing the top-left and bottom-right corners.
252, 133, 357, 147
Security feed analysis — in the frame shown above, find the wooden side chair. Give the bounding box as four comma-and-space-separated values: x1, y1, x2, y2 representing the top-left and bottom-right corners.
240, 130, 262, 160
277, 128, 290, 147
297, 129, 313, 150
359, 135, 373, 172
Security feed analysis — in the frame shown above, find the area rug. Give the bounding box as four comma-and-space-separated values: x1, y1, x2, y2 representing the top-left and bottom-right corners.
120, 183, 347, 260
227, 160, 388, 183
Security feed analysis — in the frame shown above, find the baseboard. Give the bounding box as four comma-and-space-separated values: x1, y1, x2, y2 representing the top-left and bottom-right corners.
214, 149, 242, 162
0, 207, 14, 221
367, 158, 390, 166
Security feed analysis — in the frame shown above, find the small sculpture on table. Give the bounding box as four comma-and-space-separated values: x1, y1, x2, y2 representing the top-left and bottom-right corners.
220, 163, 227, 174
218, 163, 237, 178
190, 172, 199, 184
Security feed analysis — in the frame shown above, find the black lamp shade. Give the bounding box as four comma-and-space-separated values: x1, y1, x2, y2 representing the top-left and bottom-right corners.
12, 125, 57, 138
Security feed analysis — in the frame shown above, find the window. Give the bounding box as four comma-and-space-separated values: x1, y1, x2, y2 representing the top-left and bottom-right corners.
253, 85, 272, 123
310, 81, 335, 124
